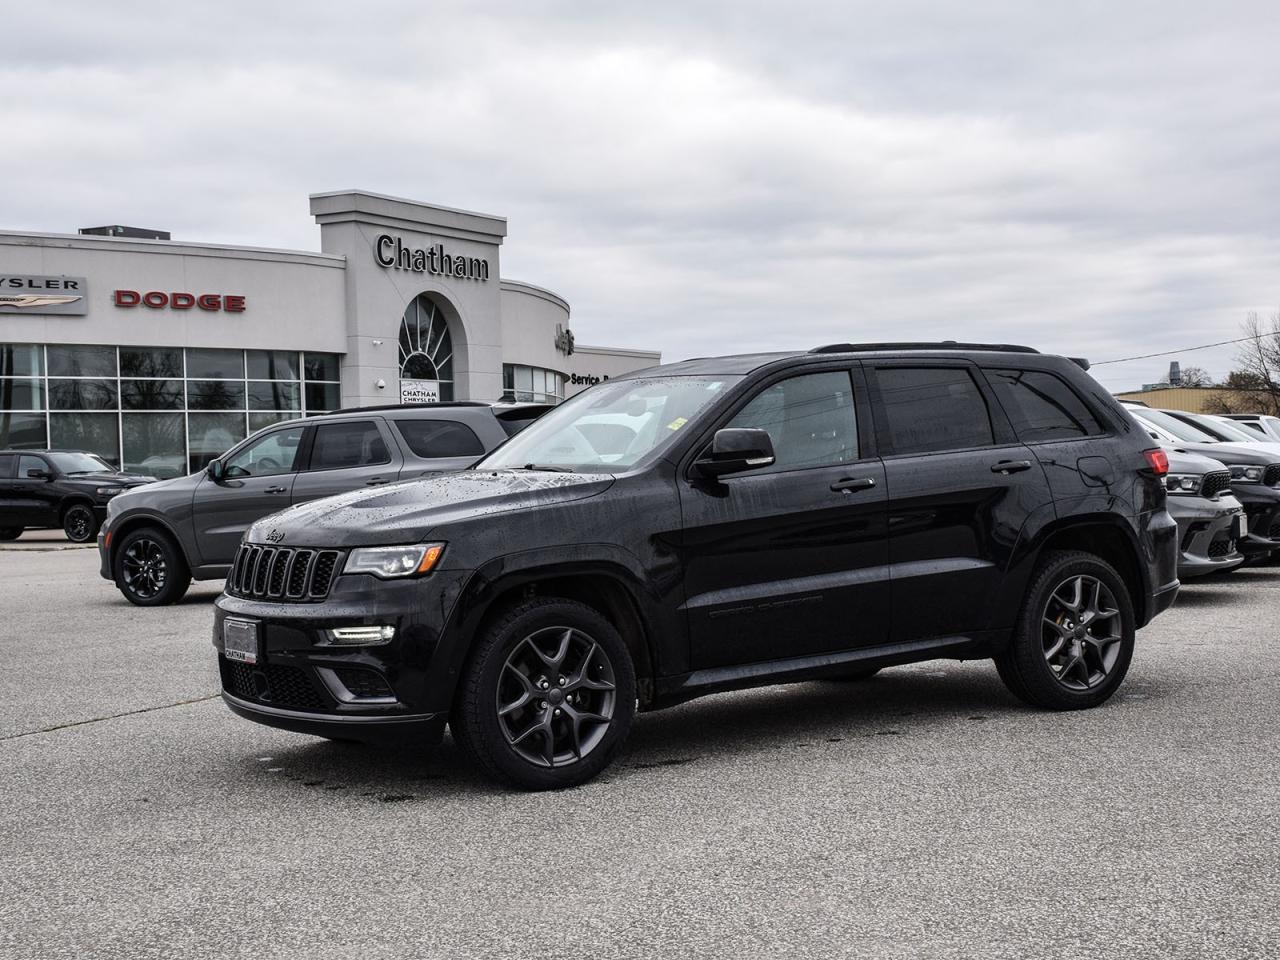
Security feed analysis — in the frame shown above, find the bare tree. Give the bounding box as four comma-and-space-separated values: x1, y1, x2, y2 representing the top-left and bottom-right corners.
1178, 365, 1213, 387
1206, 311, 1280, 414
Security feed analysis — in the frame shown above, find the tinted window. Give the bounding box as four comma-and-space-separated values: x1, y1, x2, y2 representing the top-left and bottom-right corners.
309, 421, 390, 470
0, 454, 14, 478
223, 426, 305, 478
876, 367, 994, 455
395, 419, 485, 459
727, 371, 858, 471
987, 368, 1103, 442
18, 454, 47, 478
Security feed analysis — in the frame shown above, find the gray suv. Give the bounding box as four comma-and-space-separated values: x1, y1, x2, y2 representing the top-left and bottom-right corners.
97, 402, 549, 605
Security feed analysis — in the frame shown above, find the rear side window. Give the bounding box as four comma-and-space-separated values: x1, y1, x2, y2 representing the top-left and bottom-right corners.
0, 454, 13, 478
727, 371, 858, 471
875, 367, 994, 455
395, 419, 485, 459
309, 421, 390, 470
987, 368, 1103, 442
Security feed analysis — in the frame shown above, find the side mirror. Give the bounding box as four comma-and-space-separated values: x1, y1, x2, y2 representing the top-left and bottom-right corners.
694, 428, 776, 478
206, 459, 225, 481
26, 468, 53, 481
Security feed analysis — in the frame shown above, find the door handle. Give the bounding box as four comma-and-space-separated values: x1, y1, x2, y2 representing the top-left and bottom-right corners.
264, 485, 288, 494
365, 477, 390, 486
990, 460, 1033, 474
830, 477, 876, 493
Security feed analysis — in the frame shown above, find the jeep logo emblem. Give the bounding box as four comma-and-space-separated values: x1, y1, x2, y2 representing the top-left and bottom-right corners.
265, 529, 285, 543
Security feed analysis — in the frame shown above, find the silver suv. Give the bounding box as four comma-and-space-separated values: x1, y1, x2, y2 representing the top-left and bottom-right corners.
97, 402, 549, 605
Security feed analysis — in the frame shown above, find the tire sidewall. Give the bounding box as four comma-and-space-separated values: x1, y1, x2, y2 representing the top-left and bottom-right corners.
113, 528, 189, 606
463, 600, 636, 790
1016, 553, 1136, 708
62, 505, 98, 543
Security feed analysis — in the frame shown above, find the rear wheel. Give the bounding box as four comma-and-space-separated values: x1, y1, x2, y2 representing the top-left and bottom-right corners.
62, 504, 99, 543
113, 527, 191, 606
452, 597, 636, 790
0, 527, 21, 541
994, 550, 1135, 710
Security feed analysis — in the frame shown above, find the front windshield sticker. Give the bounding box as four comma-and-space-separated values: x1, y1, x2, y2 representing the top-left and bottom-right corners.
667, 417, 689, 431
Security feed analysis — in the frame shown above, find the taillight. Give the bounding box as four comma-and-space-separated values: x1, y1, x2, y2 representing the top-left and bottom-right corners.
1143, 448, 1169, 476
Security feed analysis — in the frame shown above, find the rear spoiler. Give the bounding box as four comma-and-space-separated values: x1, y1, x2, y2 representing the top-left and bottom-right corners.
1070, 357, 1091, 371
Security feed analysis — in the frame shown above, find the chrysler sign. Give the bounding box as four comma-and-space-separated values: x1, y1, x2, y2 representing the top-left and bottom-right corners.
0, 275, 88, 315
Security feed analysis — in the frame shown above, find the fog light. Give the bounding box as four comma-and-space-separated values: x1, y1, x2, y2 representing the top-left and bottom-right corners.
326, 625, 396, 645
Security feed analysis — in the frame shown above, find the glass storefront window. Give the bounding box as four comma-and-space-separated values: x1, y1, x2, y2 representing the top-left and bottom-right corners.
0, 344, 44, 377
249, 412, 299, 433
123, 413, 186, 479
186, 348, 244, 380
50, 413, 120, 466
188, 412, 247, 473
0, 378, 45, 410
304, 353, 340, 381
247, 350, 300, 381
121, 380, 184, 410
0, 411, 46, 448
48, 379, 118, 410
120, 347, 183, 378
248, 381, 300, 411
188, 381, 246, 410
47, 344, 117, 378
304, 381, 340, 413
501, 363, 565, 404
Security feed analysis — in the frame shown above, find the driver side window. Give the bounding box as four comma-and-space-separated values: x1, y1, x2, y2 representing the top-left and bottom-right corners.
224, 425, 305, 478
727, 371, 859, 472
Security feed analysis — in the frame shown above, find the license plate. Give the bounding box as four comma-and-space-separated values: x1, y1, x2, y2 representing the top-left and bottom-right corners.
223, 618, 259, 665
1235, 514, 1248, 540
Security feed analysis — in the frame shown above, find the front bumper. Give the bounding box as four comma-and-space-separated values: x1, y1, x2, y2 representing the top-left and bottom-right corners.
1167, 494, 1246, 577
211, 567, 470, 743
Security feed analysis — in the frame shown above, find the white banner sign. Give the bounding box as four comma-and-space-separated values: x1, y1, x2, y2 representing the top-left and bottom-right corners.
400, 379, 441, 404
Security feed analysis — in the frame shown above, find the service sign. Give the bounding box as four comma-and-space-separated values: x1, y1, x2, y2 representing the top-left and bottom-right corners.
400, 379, 441, 404
0, 275, 88, 315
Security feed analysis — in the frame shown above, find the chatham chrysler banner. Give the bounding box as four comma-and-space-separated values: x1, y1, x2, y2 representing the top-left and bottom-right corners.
400, 379, 441, 403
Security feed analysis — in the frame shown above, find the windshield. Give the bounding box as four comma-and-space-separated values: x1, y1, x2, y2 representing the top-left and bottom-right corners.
478, 376, 737, 473
1202, 416, 1265, 443
47, 452, 114, 475
1134, 408, 1220, 443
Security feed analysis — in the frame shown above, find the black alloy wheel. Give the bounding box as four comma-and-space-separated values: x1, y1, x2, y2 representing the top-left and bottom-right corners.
0, 527, 21, 541
62, 504, 98, 543
113, 528, 191, 607
453, 597, 636, 790
995, 550, 1135, 710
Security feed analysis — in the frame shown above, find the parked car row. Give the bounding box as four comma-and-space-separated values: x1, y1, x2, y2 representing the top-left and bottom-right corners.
1120, 402, 1280, 575
0, 451, 156, 543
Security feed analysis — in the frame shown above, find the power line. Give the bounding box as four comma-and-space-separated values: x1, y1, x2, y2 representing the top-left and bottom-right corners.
1092, 334, 1262, 365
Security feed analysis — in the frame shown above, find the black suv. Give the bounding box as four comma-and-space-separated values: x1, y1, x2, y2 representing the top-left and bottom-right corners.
98, 402, 550, 605
0, 450, 155, 543
212, 344, 1179, 789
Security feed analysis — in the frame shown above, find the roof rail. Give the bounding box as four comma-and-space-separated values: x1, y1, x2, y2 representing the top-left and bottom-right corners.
808, 341, 1040, 355
330, 401, 492, 414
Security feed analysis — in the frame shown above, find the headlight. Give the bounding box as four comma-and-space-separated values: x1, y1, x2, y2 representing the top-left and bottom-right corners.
1165, 474, 1203, 495
343, 543, 446, 579
1228, 464, 1264, 483
95, 487, 121, 497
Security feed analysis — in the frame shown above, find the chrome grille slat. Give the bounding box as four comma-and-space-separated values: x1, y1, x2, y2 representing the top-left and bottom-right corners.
226, 545, 342, 603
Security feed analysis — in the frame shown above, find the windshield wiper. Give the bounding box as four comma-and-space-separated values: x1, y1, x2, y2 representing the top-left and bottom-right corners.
519, 463, 573, 473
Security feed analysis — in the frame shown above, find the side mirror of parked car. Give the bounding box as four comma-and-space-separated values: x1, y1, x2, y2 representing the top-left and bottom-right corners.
206, 459, 225, 482
26, 468, 53, 481
694, 428, 777, 478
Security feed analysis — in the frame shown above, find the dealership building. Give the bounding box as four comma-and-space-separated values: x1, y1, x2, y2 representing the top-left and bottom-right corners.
0, 190, 660, 478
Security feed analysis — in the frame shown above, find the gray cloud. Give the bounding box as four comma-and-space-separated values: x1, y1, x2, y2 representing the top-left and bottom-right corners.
3, 1, 1278, 389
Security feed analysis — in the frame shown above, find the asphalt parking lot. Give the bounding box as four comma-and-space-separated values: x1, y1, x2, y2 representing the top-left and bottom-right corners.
2, 539, 1277, 959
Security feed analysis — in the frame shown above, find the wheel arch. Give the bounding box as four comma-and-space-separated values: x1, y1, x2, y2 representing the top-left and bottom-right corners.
107, 512, 192, 574
1027, 515, 1149, 626
58, 495, 96, 522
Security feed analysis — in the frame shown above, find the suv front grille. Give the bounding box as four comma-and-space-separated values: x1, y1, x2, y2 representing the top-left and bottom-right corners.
220, 660, 328, 711
227, 545, 343, 602
1200, 470, 1232, 500
1266, 464, 1280, 487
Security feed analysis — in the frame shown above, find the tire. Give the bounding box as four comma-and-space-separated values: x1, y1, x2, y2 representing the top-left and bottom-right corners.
62, 503, 99, 543
829, 666, 881, 681
113, 527, 192, 606
452, 597, 636, 791
0, 527, 22, 541
994, 550, 1135, 710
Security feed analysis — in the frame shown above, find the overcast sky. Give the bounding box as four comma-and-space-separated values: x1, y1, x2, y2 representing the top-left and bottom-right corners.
4, 1, 1278, 391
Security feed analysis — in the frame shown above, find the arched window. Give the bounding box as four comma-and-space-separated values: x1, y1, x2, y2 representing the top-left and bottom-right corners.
398, 294, 454, 401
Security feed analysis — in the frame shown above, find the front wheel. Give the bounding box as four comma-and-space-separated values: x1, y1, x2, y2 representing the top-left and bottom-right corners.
0, 527, 21, 541
62, 504, 99, 543
452, 597, 636, 790
994, 550, 1135, 710
113, 527, 191, 606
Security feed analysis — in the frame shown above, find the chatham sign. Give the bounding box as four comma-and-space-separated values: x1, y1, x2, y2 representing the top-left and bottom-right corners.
0, 275, 88, 315
374, 234, 491, 281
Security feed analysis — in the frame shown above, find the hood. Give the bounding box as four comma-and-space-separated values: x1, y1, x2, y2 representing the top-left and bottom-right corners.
1165, 441, 1280, 467
246, 469, 615, 548
64, 471, 155, 489
1163, 448, 1228, 475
